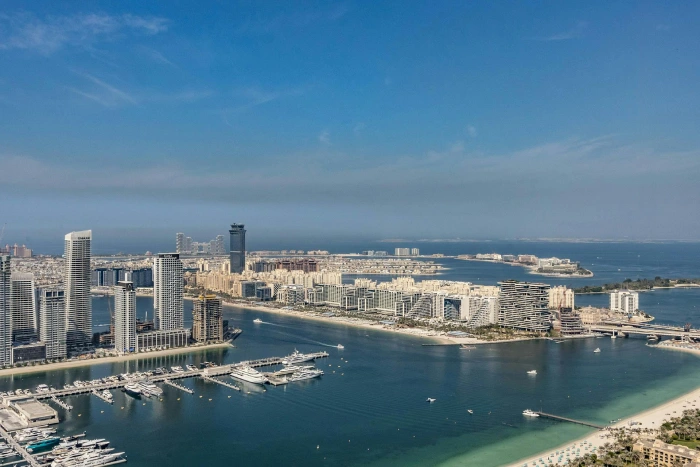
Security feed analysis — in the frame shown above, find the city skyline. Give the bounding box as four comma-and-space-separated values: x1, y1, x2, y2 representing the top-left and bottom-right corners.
0, 1, 699, 241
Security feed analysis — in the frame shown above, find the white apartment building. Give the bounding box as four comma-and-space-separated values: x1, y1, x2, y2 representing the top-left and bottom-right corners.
39, 287, 66, 360
114, 281, 137, 354
64, 230, 92, 350
153, 253, 184, 330
461, 296, 499, 328
410, 248, 420, 256
0, 256, 11, 366
548, 285, 575, 309
610, 290, 639, 313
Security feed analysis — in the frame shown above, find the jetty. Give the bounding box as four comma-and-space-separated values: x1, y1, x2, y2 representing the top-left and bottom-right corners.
200, 375, 240, 391
162, 379, 194, 394
49, 395, 72, 411
535, 411, 604, 429
0, 426, 41, 467
91, 389, 113, 404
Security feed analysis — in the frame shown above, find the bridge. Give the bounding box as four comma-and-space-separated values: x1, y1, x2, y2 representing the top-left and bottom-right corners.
587, 323, 700, 340
535, 412, 605, 429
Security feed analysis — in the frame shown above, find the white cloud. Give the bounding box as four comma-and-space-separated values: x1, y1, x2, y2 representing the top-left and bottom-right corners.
318, 130, 331, 145
0, 12, 169, 54
466, 125, 477, 138
535, 22, 588, 42
68, 71, 136, 107
138, 46, 174, 66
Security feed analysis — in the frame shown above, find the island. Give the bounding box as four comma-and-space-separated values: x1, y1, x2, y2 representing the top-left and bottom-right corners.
457, 253, 593, 277
573, 277, 700, 294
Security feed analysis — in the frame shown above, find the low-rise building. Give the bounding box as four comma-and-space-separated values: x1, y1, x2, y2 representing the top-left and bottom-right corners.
633, 437, 700, 467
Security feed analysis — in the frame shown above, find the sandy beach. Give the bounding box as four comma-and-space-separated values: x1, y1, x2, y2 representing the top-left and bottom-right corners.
0, 342, 233, 378
506, 386, 700, 467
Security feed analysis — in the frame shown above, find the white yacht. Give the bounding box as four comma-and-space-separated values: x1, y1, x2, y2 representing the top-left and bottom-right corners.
282, 349, 317, 365
467, 409, 474, 414
527, 370, 537, 375
253, 318, 263, 323
171, 366, 184, 373
522, 409, 539, 417
336, 344, 345, 349
186, 364, 197, 372
593, 348, 601, 353
36, 384, 51, 393
101, 390, 113, 402
123, 382, 142, 396
426, 398, 436, 403
137, 380, 163, 397
288, 368, 324, 382
230, 366, 268, 384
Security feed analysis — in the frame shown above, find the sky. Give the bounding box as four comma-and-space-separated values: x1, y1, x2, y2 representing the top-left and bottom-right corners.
1, 1, 699, 250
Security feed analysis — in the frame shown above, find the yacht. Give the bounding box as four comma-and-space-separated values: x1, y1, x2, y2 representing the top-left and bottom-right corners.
36, 384, 51, 393
171, 366, 184, 373
185, 364, 197, 372
467, 409, 474, 414
527, 370, 537, 375
288, 368, 324, 382
101, 390, 113, 402
282, 349, 316, 365
26, 436, 61, 453
522, 409, 539, 417
137, 380, 163, 397
593, 348, 601, 353
253, 318, 263, 323
426, 398, 436, 403
336, 344, 345, 349
123, 382, 142, 396
230, 366, 268, 384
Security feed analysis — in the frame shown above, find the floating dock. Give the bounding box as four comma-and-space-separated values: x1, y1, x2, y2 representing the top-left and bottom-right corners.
162, 379, 194, 394
200, 375, 240, 391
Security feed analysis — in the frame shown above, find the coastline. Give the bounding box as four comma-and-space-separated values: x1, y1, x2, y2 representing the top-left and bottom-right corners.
457, 258, 594, 278
505, 383, 700, 467
222, 301, 517, 345
0, 342, 233, 378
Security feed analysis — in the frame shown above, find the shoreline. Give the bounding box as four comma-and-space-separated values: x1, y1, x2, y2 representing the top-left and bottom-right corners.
0, 343, 233, 378
222, 301, 528, 345
505, 382, 700, 467
457, 258, 594, 278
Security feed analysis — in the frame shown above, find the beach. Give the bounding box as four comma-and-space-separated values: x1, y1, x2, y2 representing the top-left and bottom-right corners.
0, 342, 233, 378
506, 385, 700, 467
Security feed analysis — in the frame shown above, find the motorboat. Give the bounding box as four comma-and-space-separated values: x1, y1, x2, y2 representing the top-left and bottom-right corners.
253, 318, 263, 323
460, 344, 476, 350
593, 348, 601, 353
171, 366, 184, 373
288, 368, 324, 382
522, 409, 539, 417
282, 349, 317, 365
426, 398, 436, 403
336, 344, 344, 349
101, 390, 113, 402
186, 364, 197, 371
527, 370, 537, 375
467, 409, 474, 414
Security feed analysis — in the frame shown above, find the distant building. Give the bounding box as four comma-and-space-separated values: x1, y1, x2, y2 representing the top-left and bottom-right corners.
12, 342, 46, 364
610, 290, 639, 313
125, 268, 153, 288
229, 224, 246, 273
175, 233, 185, 254
275, 258, 318, 273
633, 437, 700, 467
554, 307, 585, 336
192, 295, 223, 343
64, 230, 92, 351
10, 273, 37, 343
410, 248, 420, 256
137, 329, 189, 351
498, 280, 551, 331
461, 296, 499, 328
114, 281, 137, 354
38, 287, 66, 360
153, 253, 184, 331
394, 248, 410, 256
0, 256, 11, 366
6, 244, 32, 258
548, 285, 575, 309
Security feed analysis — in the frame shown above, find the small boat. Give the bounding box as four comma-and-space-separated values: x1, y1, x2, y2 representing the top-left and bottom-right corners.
467, 409, 473, 414
593, 348, 601, 353
426, 398, 436, 403
553, 340, 564, 344
460, 344, 476, 350
527, 370, 537, 375
253, 318, 263, 323
336, 344, 344, 349
522, 409, 539, 417
186, 364, 197, 371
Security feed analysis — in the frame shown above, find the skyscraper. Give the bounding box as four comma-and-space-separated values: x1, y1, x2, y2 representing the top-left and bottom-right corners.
229, 224, 246, 273
0, 256, 11, 366
153, 253, 183, 330
192, 294, 223, 343
39, 287, 66, 360
65, 230, 92, 350
10, 272, 37, 343
114, 281, 136, 353
175, 232, 185, 254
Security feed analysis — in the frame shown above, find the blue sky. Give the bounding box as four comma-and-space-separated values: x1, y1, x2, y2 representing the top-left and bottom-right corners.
1, 1, 699, 247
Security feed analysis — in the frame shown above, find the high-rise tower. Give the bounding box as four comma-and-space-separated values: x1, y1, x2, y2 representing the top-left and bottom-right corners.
114, 281, 136, 353
0, 256, 11, 366
229, 224, 246, 273
65, 230, 92, 350
192, 295, 223, 343
153, 253, 183, 330
10, 272, 37, 343
39, 287, 66, 360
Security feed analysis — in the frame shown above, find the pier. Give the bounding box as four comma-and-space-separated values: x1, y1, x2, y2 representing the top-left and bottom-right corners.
49, 395, 72, 411
162, 380, 194, 394
0, 427, 41, 467
535, 412, 604, 429
200, 375, 240, 391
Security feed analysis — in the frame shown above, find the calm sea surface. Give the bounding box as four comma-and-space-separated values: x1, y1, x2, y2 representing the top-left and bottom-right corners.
2, 242, 700, 466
